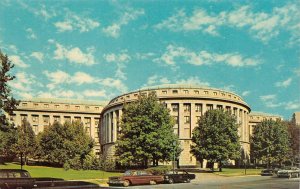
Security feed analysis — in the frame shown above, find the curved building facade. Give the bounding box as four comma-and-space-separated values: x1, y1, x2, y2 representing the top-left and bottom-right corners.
100, 85, 251, 167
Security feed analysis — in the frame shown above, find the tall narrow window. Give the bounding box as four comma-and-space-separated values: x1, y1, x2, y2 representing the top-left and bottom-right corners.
171, 104, 179, 112
184, 116, 190, 124
195, 104, 202, 113
183, 104, 190, 112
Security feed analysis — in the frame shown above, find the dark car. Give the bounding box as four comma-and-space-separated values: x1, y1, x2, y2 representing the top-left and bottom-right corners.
260, 169, 274, 176
108, 170, 164, 187
0, 169, 37, 189
163, 170, 196, 184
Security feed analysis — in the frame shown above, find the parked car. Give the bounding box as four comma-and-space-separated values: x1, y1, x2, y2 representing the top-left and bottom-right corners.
260, 169, 274, 176
0, 169, 37, 189
108, 170, 164, 187
163, 170, 196, 184
277, 167, 300, 178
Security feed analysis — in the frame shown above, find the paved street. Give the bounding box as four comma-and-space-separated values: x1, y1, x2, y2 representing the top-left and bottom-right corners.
107, 174, 300, 189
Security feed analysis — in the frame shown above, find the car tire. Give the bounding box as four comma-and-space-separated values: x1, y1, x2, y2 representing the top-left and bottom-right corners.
123, 180, 130, 187
186, 178, 191, 183
168, 178, 174, 184
150, 180, 157, 185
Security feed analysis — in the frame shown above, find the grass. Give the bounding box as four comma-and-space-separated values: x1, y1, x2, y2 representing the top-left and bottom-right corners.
213, 168, 263, 176
0, 163, 121, 181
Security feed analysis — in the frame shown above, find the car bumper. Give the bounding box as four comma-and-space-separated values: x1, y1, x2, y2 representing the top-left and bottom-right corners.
108, 180, 125, 185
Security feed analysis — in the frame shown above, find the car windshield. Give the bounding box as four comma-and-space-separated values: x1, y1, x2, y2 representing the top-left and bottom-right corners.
124, 170, 134, 176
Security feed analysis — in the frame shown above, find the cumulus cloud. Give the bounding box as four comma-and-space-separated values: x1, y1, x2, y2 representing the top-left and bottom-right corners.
260, 94, 283, 108
242, 91, 251, 96
19, 2, 56, 20
103, 8, 144, 38
9, 72, 39, 91
275, 78, 292, 88
54, 11, 100, 33
10, 55, 29, 68
155, 4, 300, 43
83, 89, 106, 97
30, 52, 44, 62
53, 42, 95, 66
145, 75, 171, 86
104, 52, 131, 80
176, 76, 210, 86
26, 28, 37, 39
285, 101, 300, 110
155, 45, 259, 67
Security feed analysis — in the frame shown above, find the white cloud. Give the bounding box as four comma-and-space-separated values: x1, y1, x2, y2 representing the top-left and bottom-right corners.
136, 52, 155, 60
275, 78, 292, 88
30, 52, 44, 62
103, 8, 144, 38
100, 78, 128, 93
104, 52, 131, 80
285, 101, 300, 110
260, 94, 277, 101
145, 75, 170, 86
53, 42, 95, 66
26, 28, 37, 39
176, 76, 210, 86
260, 94, 283, 108
71, 72, 97, 85
83, 89, 106, 97
242, 91, 251, 96
54, 11, 100, 33
19, 2, 56, 20
155, 4, 300, 43
156, 45, 259, 67
10, 55, 29, 68
9, 72, 38, 91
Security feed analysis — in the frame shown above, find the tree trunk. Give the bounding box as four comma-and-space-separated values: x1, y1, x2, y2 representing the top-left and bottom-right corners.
219, 161, 222, 172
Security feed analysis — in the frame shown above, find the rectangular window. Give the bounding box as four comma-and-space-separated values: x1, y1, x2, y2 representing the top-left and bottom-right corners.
64, 116, 71, 123
183, 103, 190, 112
85, 106, 90, 110
75, 106, 80, 110
217, 105, 223, 110
32, 115, 39, 123
22, 103, 27, 107
172, 90, 178, 94
184, 116, 190, 124
34, 103, 38, 107
194, 90, 199, 94
195, 104, 202, 113
184, 90, 189, 94
44, 104, 49, 108
95, 107, 99, 110
65, 105, 70, 109
207, 104, 213, 111
173, 116, 179, 125
213, 92, 217, 96
162, 90, 167, 94
171, 103, 179, 112
233, 108, 238, 116
21, 114, 27, 121
95, 118, 100, 126
54, 105, 59, 109
226, 106, 231, 112
53, 116, 60, 122
43, 115, 49, 124
84, 117, 91, 134
196, 116, 201, 123
204, 91, 209, 95
74, 117, 81, 122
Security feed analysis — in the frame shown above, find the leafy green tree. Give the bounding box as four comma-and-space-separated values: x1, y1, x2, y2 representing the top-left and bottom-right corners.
0, 50, 19, 161
38, 121, 94, 166
286, 121, 300, 165
250, 119, 290, 167
13, 119, 37, 165
115, 92, 180, 168
191, 109, 241, 171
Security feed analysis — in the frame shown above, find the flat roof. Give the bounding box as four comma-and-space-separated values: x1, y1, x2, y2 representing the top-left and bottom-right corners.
21, 98, 107, 106
250, 111, 282, 117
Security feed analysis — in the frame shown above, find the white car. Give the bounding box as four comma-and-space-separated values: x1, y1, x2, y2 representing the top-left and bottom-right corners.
277, 167, 300, 178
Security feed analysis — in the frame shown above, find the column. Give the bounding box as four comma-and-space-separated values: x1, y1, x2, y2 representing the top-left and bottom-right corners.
113, 111, 117, 142
178, 103, 184, 138
108, 113, 111, 142
190, 103, 196, 133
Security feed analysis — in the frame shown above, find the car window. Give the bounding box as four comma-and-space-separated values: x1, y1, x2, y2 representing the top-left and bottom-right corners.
0, 172, 8, 178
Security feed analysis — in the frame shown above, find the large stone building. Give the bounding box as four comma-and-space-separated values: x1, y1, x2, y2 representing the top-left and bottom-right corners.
100, 84, 252, 167
292, 112, 300, 125
9, 85, 283, 167
9, 98, 105, 155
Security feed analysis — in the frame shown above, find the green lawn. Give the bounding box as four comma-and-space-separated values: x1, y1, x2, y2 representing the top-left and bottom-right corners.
0, 163, 121, 181
214, 168, 263, 176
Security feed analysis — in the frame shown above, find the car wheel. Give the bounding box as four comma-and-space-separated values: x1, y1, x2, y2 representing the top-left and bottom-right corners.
150, 180, 157, 185
123, 180, 130, 187
186, 178, 191, 183
168, 178, 174, 184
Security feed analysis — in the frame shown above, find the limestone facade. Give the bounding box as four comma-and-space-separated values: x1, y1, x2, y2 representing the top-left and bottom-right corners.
100, 85, 251, 167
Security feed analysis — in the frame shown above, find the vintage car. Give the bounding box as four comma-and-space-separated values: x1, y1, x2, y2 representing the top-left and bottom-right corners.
277, 167, 300, 178
260, 169, 274, 176
108, 170, 164, 187
0, 169, 37, 189
163, 170, 196, 184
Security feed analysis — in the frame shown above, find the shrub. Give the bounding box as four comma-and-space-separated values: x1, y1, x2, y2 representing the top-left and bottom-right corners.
146, 166, 172, 175
63, 162, 70, 171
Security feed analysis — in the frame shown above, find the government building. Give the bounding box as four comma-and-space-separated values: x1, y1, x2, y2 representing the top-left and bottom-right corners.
9, 84, 283, 167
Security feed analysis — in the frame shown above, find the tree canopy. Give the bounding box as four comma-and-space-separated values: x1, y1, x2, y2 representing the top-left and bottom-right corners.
37, 121, 94, 166
115, 92, 180, 168
250, 119, 290, 167
191, 109, 241, 171
286, 120, 300, 165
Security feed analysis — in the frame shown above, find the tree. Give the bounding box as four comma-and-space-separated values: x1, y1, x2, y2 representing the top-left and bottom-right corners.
286, 121, 299, 165
250, 120, 290, 168
190, 109, 241, 171
13, 119, 37, 165
38, 121, 94, 166
0, 50, 19, 161
115, 92, 180, 168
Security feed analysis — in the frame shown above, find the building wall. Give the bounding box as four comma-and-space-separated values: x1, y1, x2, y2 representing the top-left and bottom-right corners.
100, 85, 251, 167
9, 98, 104, 156
292, 112, 300, 125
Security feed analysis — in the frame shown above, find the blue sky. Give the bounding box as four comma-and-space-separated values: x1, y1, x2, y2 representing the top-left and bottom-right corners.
0, 0, 299, 119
